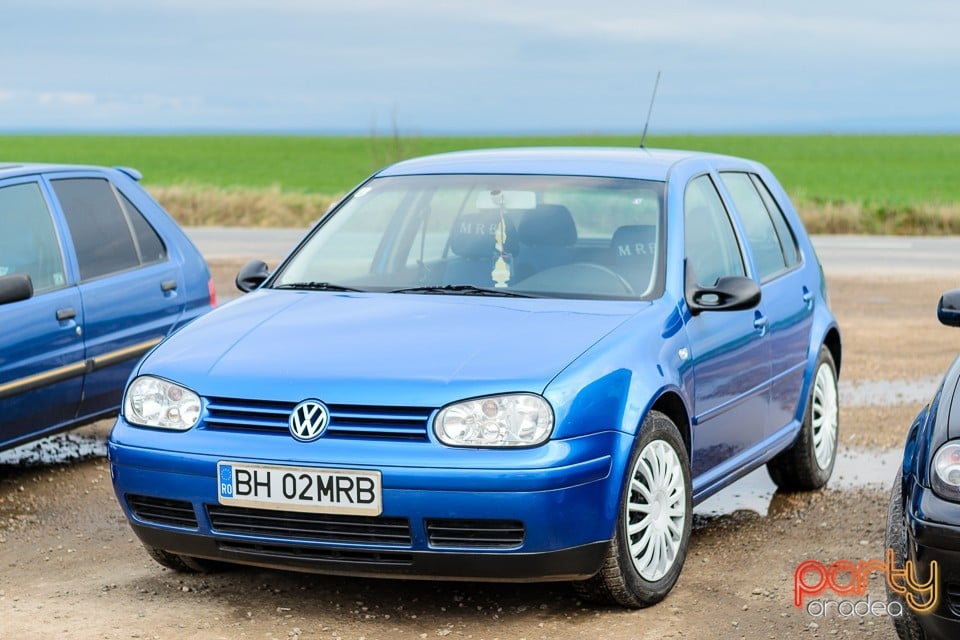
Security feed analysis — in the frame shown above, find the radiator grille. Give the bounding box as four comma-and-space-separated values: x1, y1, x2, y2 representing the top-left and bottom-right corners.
203, 397, 431, 440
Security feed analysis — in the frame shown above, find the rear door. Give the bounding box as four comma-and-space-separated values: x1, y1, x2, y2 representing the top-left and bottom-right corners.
48, 174, 184, 420
0, 179, 85, 448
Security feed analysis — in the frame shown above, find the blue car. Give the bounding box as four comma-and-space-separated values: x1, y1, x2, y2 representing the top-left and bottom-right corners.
109, 147, 841, 607
885, 290, 960, 638
0, 163, 214, 451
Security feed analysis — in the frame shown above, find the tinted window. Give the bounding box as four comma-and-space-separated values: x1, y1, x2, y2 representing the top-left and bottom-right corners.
120, 192, 167, 264
0, 182, 66, 293
53, 178, 140, 280
684, 175, 744, 287
719, 172, 787, 280
751, 174, 799, 267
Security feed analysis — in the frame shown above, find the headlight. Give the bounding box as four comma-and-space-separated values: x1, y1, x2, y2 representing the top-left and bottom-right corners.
931, 442, 960, 501
123, 375, 201, 431
434, 394, 554, 447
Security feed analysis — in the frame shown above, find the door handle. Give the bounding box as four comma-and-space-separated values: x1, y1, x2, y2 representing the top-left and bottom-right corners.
753, 313, 768, 334
56, 307, 76, 322
161, 280, 178, 293
802, 286, 814, 308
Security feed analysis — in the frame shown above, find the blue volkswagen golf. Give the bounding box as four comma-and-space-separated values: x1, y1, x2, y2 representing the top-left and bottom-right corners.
0, 163, 214, 451
109, 148, 841, 607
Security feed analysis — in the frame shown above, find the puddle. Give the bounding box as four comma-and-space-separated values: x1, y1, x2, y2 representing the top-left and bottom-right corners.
0, 431, 108, 468
694, 446, 902, 519
840, 377, 940, 407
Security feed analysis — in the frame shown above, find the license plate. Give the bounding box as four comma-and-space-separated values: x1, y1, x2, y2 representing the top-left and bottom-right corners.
217, 462, 382, 516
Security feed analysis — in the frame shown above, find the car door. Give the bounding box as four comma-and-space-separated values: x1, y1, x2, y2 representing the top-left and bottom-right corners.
718, 171, 813, 437
48, 174, 184, 421
682, 174, 771, 478
0, 179, 85, 448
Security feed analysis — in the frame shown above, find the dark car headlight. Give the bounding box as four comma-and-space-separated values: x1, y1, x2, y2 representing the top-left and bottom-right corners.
123, 375, 201, 431
434, 393, 554, 447
931, 442, 960, 501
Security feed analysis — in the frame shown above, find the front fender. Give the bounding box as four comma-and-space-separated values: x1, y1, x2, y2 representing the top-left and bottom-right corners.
544, 301, 690, 441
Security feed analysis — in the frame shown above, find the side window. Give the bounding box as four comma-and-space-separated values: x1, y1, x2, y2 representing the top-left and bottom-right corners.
719, 172, 787, 281
52, 178, 139, 280
751, 174, 799, 268
0, 182, 67, 293
684, 175, 745, 287
120, 192, 167, 264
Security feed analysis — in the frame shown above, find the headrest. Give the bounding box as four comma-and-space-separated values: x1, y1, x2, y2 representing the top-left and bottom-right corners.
449, 213, 517, 259
611, 225, 657, 261
517, 204, 577, 247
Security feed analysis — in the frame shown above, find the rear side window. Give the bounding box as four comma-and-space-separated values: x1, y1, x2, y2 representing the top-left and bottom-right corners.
751, 174, 799, 267
120, 192, 167, 264
0, 182, 66, 293
52, 178, 166, 281
719, 172, 799, 281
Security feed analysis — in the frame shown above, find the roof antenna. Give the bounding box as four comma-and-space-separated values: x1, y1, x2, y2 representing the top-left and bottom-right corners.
639, 70, 661, 149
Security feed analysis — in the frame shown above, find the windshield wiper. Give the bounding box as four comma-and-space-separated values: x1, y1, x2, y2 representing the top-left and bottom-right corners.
390, 284, 535, 298
274, 281, 363, 292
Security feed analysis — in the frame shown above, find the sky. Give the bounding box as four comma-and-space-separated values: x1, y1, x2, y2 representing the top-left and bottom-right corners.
1, 0, 958, 134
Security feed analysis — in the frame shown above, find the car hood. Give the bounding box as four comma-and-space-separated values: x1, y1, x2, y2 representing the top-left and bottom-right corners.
140, 290, 643, 407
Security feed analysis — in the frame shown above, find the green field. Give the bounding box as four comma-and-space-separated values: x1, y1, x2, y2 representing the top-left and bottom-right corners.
3, 134, 959, 231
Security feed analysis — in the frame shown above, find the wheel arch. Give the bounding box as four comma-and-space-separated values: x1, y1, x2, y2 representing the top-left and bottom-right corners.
648, 390, 692, 457
822, 326, 842, 377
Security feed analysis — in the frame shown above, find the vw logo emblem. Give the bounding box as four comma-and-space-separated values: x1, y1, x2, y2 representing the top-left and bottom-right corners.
289, 400, 329, 442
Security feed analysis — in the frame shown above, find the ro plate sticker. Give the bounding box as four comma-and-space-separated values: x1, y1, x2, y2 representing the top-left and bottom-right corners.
219, 464, 234, 498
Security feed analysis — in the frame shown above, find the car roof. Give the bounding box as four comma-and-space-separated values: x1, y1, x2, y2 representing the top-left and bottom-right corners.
0, 162, 142, 181
376, 147, 756, 181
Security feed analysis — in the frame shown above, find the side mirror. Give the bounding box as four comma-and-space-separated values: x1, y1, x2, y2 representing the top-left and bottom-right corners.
0, 273, 33, 305
938, 289, 960, 327
236, 260, 270, 293
686, 268, 761, 315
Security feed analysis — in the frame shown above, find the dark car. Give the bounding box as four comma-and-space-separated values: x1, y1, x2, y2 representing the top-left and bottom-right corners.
109, 147, 840, 607
0, 163, 215, 451
886, 289, 960, 638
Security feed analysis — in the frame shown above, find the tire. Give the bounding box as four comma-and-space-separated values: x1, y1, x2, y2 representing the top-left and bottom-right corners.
884, 470, 926, 640
573, 410, 692, 608
767, 345, 839, 491
142, 545, 229, 573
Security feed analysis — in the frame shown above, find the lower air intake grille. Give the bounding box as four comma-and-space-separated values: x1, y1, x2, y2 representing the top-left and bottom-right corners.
946, 583, 960, 616
425, 518, 525, 548
218, 541, 413, 566
207, 505, 412, 546
126, 494, 198, 528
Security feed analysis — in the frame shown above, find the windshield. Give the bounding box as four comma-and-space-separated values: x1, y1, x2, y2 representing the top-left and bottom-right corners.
274, 174, 665, 299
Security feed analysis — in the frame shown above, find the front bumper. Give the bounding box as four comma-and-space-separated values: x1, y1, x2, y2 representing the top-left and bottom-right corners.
109, 420, 630, 582
906, 483, 960, 634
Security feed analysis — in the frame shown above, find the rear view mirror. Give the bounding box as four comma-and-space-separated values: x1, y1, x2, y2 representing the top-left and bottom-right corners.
0, 273, 33, 305
236, 260, 270, 293
475, 190, 537, 210
938, 289, 960, 327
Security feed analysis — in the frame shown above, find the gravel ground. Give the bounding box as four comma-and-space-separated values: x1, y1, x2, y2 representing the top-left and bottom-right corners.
1, 264, 957, 640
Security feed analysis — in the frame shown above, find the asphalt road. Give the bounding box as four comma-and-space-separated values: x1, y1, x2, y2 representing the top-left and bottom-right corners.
185, 227, 960, 278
